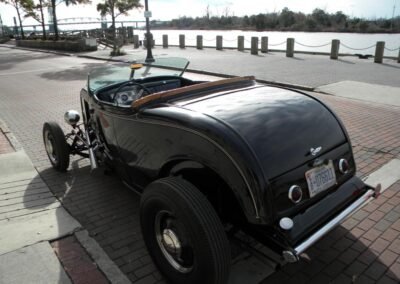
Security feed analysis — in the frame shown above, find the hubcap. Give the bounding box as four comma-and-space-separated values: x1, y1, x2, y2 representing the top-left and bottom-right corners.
44, 130, 57, 163
162, 229, 182, 255
155, 211, 193, 273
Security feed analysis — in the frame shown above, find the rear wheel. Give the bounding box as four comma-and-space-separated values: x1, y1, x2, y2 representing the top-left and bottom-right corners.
43, 122, 70, 171
140, 177, 231, 284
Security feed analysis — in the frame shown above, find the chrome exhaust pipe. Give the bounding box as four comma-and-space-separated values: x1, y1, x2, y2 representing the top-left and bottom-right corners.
85, 129, 98, 170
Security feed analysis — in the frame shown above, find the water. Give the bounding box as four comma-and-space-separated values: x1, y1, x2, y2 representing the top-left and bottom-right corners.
134, 30, 400, 57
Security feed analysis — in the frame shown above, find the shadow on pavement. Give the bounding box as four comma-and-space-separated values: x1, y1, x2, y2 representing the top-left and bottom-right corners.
0, 51, 56, 71
40, 62, 113, 81
35, 158, 154, 282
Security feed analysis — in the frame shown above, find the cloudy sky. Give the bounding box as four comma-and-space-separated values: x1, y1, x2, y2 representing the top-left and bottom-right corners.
0, 0, 399, 26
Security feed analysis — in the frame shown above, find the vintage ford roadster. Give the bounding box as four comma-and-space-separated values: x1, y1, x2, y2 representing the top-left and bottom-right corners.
43, 58, 380, 284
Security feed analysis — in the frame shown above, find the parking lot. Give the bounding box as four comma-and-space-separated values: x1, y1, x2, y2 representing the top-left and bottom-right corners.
0, 46, 399, 283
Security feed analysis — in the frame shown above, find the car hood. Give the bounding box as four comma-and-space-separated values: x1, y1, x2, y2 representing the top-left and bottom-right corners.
179, 86, 347, 179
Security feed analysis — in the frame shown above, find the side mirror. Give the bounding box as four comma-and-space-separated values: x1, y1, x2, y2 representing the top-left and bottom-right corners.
64, 110, 80, 126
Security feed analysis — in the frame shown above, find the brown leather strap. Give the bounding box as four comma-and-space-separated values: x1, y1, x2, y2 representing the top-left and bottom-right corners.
132, 76, 255, 109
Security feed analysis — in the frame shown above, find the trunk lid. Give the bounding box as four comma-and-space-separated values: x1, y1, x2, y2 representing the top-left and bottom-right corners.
180, 86, 347, 179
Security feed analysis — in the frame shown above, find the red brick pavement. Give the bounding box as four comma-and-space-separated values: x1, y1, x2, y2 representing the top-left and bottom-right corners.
51, 236, 109, 284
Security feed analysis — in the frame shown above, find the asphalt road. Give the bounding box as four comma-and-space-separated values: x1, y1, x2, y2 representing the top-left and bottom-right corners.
1, 46, 400, 284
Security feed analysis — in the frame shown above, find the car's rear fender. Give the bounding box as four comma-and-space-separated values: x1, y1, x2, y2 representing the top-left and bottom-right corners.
159, 159, 249, 224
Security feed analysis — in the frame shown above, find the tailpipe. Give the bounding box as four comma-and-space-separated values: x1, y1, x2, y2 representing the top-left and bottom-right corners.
85, 129, 98, 170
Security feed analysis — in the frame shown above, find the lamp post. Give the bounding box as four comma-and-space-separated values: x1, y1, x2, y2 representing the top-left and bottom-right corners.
144, 0, 154, 62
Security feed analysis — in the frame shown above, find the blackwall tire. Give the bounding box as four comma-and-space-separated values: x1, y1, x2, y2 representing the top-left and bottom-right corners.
140, 177, 231, 284
43, 122, 70, 171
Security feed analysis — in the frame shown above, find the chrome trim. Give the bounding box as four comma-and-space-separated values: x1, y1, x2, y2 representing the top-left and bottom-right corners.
339, 158, 349, 174
293, 184, 381, 256
288, 185, 302, 204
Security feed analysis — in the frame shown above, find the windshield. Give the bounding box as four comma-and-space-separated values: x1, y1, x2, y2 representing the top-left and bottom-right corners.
88, 57, 189, 91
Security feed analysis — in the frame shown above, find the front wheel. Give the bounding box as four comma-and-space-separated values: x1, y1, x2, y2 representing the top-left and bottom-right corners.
140, 177, 231, 284
43, 122, 70, 171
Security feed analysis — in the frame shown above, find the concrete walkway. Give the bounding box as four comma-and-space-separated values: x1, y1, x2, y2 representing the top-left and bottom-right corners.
0, 121, 130, 284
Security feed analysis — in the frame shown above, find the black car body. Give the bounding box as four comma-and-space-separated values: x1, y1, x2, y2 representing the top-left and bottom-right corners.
43, 58, 380, 284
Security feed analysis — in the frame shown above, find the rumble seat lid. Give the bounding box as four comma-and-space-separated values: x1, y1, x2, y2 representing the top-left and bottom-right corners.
131, 76, 256, 110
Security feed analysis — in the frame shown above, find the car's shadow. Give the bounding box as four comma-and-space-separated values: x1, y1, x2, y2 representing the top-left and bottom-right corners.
34, 159, 153, 282
26, 160, 400, 283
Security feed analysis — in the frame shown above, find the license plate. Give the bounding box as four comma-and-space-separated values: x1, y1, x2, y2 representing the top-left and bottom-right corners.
305, 161, 337, 198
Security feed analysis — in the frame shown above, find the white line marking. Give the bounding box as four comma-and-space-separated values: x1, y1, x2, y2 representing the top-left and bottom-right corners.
364, 159, 400, 192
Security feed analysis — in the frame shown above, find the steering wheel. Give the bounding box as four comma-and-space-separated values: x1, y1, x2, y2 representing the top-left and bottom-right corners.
112, 81, 152, 104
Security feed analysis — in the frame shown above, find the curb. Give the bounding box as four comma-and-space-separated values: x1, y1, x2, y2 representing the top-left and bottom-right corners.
2, 44, 315, 91
0, 119, 22, 151
0, 116, 128, 283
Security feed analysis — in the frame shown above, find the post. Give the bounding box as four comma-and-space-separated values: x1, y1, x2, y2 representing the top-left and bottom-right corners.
398, 48, 400, 63
286, 38, 294, 57
162, 34, 168, 48
179, 34, 185, 49
144, 0, 154, 62
251, 37, 258, 55
127, 27, 133, 43
197, 35, 203, 50
330, 39, 340, 60
133, 35, 139, 48
374, 41, 385, 63
238, 36, 244, 51
261, 36, 268, 53
216, 35, 223, 50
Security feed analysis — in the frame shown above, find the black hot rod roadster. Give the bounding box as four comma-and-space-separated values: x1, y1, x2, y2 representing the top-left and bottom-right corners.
43, 57, 380, 284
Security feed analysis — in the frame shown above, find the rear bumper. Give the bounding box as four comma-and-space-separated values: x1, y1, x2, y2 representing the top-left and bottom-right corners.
282, 183, 381, 262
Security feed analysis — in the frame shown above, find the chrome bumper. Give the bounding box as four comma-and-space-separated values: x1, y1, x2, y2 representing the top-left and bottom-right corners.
283, 183, 381, 263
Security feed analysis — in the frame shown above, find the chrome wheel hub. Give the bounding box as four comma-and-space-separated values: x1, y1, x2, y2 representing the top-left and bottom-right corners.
155, 211, 193, 273
44, 131, 57, 163
162, 228, 182, 255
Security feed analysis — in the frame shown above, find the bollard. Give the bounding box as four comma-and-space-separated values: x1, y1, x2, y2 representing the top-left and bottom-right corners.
261, 36, 268, 53
398, 48, 400, 63
127, 27, 133, 43
374, 41, 385, 63
179, 34, 185, 49
238, 36, 244, 51
251, 37, 258, 55
121, 27, 127, 43
286, 38, 294, 57
133, 35, 139, 48
162, 34, 168, 48
330, 39, 340, 60
197, 35, 203, 50
216, 35, 223, 50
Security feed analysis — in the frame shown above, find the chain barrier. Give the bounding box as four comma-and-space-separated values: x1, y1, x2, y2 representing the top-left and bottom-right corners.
295, 41, 331, 48
203, 38, 215, 41
268, 40, 286, 46
340, 42, 376, 50
223, 38, 237, 42
384, 46, 400, 51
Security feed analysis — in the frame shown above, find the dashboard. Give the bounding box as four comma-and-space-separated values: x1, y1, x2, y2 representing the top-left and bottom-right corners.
98, 78, 183, 106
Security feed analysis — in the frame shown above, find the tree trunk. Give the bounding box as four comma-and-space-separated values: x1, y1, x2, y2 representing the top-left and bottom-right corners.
15, 5, 25, 39
111, 9, 117, 54
39, 0, 46, 40
51, 0, 58, 40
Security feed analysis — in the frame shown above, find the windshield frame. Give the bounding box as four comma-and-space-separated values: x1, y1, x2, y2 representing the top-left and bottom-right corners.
88, 57, 190, 92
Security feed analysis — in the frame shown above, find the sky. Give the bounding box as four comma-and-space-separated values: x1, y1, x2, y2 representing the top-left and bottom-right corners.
0, 0, 399, 27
